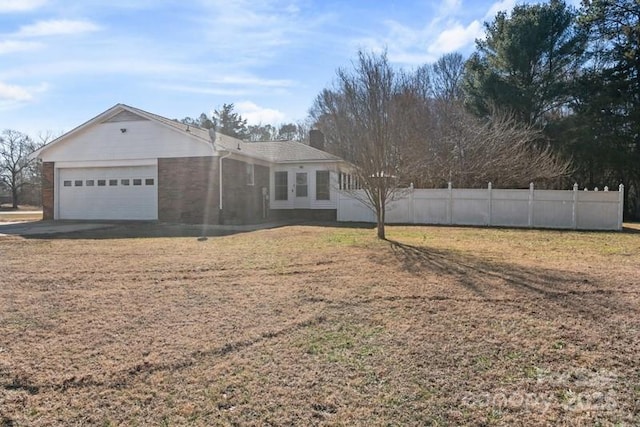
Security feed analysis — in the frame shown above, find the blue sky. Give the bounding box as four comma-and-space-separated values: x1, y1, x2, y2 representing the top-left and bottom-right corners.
0, 0, 580, 137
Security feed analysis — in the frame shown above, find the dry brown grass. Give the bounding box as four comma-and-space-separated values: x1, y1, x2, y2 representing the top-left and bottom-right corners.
1, 224, 639, 426
0, 205, 42, 223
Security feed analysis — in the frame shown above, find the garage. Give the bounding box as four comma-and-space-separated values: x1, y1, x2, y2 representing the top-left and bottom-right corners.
58, 165, 158, 220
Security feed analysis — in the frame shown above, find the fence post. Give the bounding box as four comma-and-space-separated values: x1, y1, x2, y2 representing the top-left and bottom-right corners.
487, 182, 493, 226
336, 185, 340, 221
409, 182, 415, 224
528, 182, 534, 227
572, 183, 578, 229
447, 182, 453, 225
618, 183, 625, 230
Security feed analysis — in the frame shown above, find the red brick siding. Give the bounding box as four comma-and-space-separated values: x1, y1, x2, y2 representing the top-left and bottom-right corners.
157, 157, 219, 224
270, 209, 336, 222
220, 159, 269, 224
42, 162, 54, 220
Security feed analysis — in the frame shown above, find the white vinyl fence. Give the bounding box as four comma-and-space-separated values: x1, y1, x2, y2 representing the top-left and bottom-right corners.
337, 183, 624, 231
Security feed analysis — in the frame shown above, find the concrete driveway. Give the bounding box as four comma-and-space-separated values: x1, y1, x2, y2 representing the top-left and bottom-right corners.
0, 220, 292, 238
0, 220, 116, 237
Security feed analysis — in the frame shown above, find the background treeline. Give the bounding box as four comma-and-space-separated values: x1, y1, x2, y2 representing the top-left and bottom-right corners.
183, 0, 639, 219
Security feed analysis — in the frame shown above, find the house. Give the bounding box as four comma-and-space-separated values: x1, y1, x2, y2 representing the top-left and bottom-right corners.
32, 104, 347, 224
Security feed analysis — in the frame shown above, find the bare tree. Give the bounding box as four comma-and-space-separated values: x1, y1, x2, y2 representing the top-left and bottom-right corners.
311, 51, 570, 238
431, 52, 465, 101
0, 130, 38, 208
312, 51, 416, 239
247, 124, 278, 141
408, 102, 571, 188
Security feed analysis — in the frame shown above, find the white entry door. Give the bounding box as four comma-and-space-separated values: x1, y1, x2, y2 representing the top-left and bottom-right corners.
294, 172, 310, 208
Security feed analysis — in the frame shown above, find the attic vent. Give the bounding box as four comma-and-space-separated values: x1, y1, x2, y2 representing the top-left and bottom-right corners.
103, 110, 149, 123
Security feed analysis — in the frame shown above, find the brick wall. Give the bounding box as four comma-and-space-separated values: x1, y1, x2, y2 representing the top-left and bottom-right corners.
270, 209, 336, 222
157, 157, 219, 224
221, 158, 269, 224
42, 162, 54, 220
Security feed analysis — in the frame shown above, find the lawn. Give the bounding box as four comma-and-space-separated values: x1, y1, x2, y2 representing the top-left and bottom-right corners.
1, 224, 639, 426
0, 206, 42, 223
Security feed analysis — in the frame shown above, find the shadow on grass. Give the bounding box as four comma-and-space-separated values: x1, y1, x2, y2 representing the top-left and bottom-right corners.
382, 239, 636, 320
2, 314, 328, 396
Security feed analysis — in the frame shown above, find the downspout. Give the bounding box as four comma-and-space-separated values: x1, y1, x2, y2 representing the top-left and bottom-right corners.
218, 150, 232, 224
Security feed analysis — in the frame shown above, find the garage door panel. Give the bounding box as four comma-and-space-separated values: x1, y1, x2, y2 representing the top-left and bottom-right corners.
58, 166, 157, 220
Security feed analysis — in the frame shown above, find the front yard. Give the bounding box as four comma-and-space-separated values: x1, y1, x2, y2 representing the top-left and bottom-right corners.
1, 225, 638, 425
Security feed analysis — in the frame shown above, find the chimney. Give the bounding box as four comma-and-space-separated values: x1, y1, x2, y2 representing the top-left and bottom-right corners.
309, 129, 325, 151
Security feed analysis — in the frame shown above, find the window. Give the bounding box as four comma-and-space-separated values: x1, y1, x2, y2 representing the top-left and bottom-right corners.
97, 180, 106, 186
296, 172, 308, 197
109, 179, 118, 186
145, 178, 154, 186
246, 163, 254, 186
133, 179, 142, 186
63, 180, 72, 187
275, 171, 288, 201
86, 180, 95, 186
74, 180, 83, 187
316, 171, 330, 200
121, 179, 130, 186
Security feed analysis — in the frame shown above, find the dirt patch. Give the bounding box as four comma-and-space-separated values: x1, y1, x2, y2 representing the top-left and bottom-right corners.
0, 225, 638, 425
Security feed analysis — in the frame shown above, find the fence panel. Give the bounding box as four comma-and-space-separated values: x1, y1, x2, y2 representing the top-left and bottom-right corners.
577, 190, 620, 230
491, 189, 530, 227
532, 190, 574, 229
451, 189, 489, 226
413, 189, 449, 224
336, 184, 623, 231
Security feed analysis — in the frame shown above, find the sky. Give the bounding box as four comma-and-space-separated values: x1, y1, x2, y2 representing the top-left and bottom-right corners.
0, 0, 581, 138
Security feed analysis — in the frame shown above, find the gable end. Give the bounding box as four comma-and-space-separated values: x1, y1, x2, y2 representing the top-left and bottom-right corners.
103, 110, 150, 123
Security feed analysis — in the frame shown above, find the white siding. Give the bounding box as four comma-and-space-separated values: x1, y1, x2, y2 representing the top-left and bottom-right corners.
269, 164, 339, 210
40, 119, 213, 163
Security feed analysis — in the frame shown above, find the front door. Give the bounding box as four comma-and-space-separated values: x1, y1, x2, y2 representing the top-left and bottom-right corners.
294, 172, 309, 208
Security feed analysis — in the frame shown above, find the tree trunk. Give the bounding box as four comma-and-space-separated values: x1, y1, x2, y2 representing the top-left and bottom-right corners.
11, 181, 18, 209
376, 217, 386, 239
376, 192, 386, 239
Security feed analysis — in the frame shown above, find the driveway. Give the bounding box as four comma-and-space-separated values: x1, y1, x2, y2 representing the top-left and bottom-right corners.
0, 220, 117, 237
0, 220, 293, 239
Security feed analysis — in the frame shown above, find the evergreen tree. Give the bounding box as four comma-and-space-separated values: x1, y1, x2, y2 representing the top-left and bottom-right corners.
212, 103, 248, 139
463, 0, 586, 126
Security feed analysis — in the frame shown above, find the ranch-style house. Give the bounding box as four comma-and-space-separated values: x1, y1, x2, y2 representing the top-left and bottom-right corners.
32, 104, 348, 224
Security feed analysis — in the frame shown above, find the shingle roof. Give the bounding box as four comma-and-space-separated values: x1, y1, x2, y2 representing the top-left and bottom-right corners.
216, 137, 342, 163
33, 103, 343, 164
123, 104, 212, 143
124, 104, 342, 163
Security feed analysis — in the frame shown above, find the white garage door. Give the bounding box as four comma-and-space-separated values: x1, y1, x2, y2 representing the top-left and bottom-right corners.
58, 166, 158, 220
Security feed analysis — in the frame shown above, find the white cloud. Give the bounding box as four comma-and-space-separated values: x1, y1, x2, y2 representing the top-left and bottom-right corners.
16, 19, 100, 37
0, 82, 32, 101
0, 40, 43, 54
208, 76, 295, 88
428, 20, 483, 55
0, 0, 47, 13
358, 16, 483, 65
156, 84, 249, 97
353, 1, 489, 66
484, 0, 516, 20
0, 81, 47, 101
195, 0, 325, 67
235, 101, 286, 125
439, 0, 462, 15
